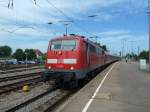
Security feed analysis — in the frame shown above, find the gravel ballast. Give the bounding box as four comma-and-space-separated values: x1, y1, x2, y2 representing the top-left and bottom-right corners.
0, 82, 52, 112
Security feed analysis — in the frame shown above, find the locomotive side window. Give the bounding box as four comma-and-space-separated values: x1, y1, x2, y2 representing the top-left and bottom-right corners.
51, 40, 77, 50
89, 45, 96, 53
83, 42, 88, 64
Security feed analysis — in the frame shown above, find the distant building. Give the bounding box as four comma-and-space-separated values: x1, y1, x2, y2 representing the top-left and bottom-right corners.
33, 49, 43, 59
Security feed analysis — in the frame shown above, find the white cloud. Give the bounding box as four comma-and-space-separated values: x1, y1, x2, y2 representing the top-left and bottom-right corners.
96, 29, 148, 54
99, 30, 129, 36
0, 0, 146, 29
0, 0, 148, 52
98, 30, 148, 42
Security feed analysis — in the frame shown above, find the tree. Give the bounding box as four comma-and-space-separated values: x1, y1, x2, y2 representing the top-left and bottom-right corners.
125, 53, 138, 60
126, 53, 132, 59
101, 45, 108, 51
13, 49, 25, 61
0, 45, 12, 57
42, 53, 47, 60
138, 51, 149, 60
24, 49, 36, 60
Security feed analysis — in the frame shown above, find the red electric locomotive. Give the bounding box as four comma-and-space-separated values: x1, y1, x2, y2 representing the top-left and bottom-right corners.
43, 34, 117, 88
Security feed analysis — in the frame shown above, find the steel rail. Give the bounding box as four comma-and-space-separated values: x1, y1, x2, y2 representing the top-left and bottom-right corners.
0, 64, 41, 71
6, 86, 58, 112
0, 72, 42, 82
0, 76, 42, 95
0, 67, 43, 74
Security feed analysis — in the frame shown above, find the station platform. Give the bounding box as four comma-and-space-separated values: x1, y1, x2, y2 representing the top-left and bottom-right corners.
54, 61, 150, 112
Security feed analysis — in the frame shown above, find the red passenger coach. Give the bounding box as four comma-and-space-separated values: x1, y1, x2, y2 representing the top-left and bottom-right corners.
42, 34, 117, 88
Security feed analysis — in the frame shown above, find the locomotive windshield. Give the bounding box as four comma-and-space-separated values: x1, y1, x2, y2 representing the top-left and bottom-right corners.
51, 39, 77, 50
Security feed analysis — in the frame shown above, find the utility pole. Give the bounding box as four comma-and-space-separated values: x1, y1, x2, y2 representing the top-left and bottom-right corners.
64, 23, 68, 36
137, 46, 140, 56
130, 41, 134, 55
25, 52, 28, 71
148, 0, 150, 72
121, 38, 126, 58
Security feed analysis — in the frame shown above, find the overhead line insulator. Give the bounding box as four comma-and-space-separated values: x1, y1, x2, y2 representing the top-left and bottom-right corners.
8, 0, 13, 8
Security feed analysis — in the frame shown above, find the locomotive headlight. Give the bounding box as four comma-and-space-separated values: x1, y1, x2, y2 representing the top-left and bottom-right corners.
48, 66, 51, 69
70, 66, 74, 70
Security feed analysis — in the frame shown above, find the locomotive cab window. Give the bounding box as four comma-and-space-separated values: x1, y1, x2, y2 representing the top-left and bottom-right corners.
51, 40, 77, 50
51, 40, 61, 50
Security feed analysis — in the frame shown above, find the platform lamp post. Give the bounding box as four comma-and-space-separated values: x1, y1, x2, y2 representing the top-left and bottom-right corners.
148, 0, 150, 72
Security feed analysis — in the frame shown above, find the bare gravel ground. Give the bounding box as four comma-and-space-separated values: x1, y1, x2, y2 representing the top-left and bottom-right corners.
0, 82, 52, 112
16, 89, 64, 112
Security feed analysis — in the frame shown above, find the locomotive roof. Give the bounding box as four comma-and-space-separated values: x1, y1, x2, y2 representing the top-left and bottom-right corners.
51, 35, 84, 41
50, 35, 104, 50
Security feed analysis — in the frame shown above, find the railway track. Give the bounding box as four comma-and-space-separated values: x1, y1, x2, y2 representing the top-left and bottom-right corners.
0, 66, 43, 74
0, 76, 42, 95
0, 66, 44, 74
5, 87, 71, 112
37, 90, 72, 112
0, 64, 42, 71
0, 72, 42, 82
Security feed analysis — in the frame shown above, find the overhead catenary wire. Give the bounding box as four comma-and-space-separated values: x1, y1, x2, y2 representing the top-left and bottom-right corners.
28, 0, 57, 35
0, 3, 53, 36
0, 25, 52, 36
0, 0, 53, 36
45, 0, 95, 37
2, 1, 147, 38
0, 0, 8, 7
0, 0, 6, 2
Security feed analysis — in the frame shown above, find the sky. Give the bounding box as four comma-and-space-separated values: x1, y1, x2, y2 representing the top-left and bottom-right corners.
0, 0, 149, 55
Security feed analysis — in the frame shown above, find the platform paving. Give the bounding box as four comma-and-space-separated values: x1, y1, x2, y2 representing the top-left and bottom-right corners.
54, 61, 150, 112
